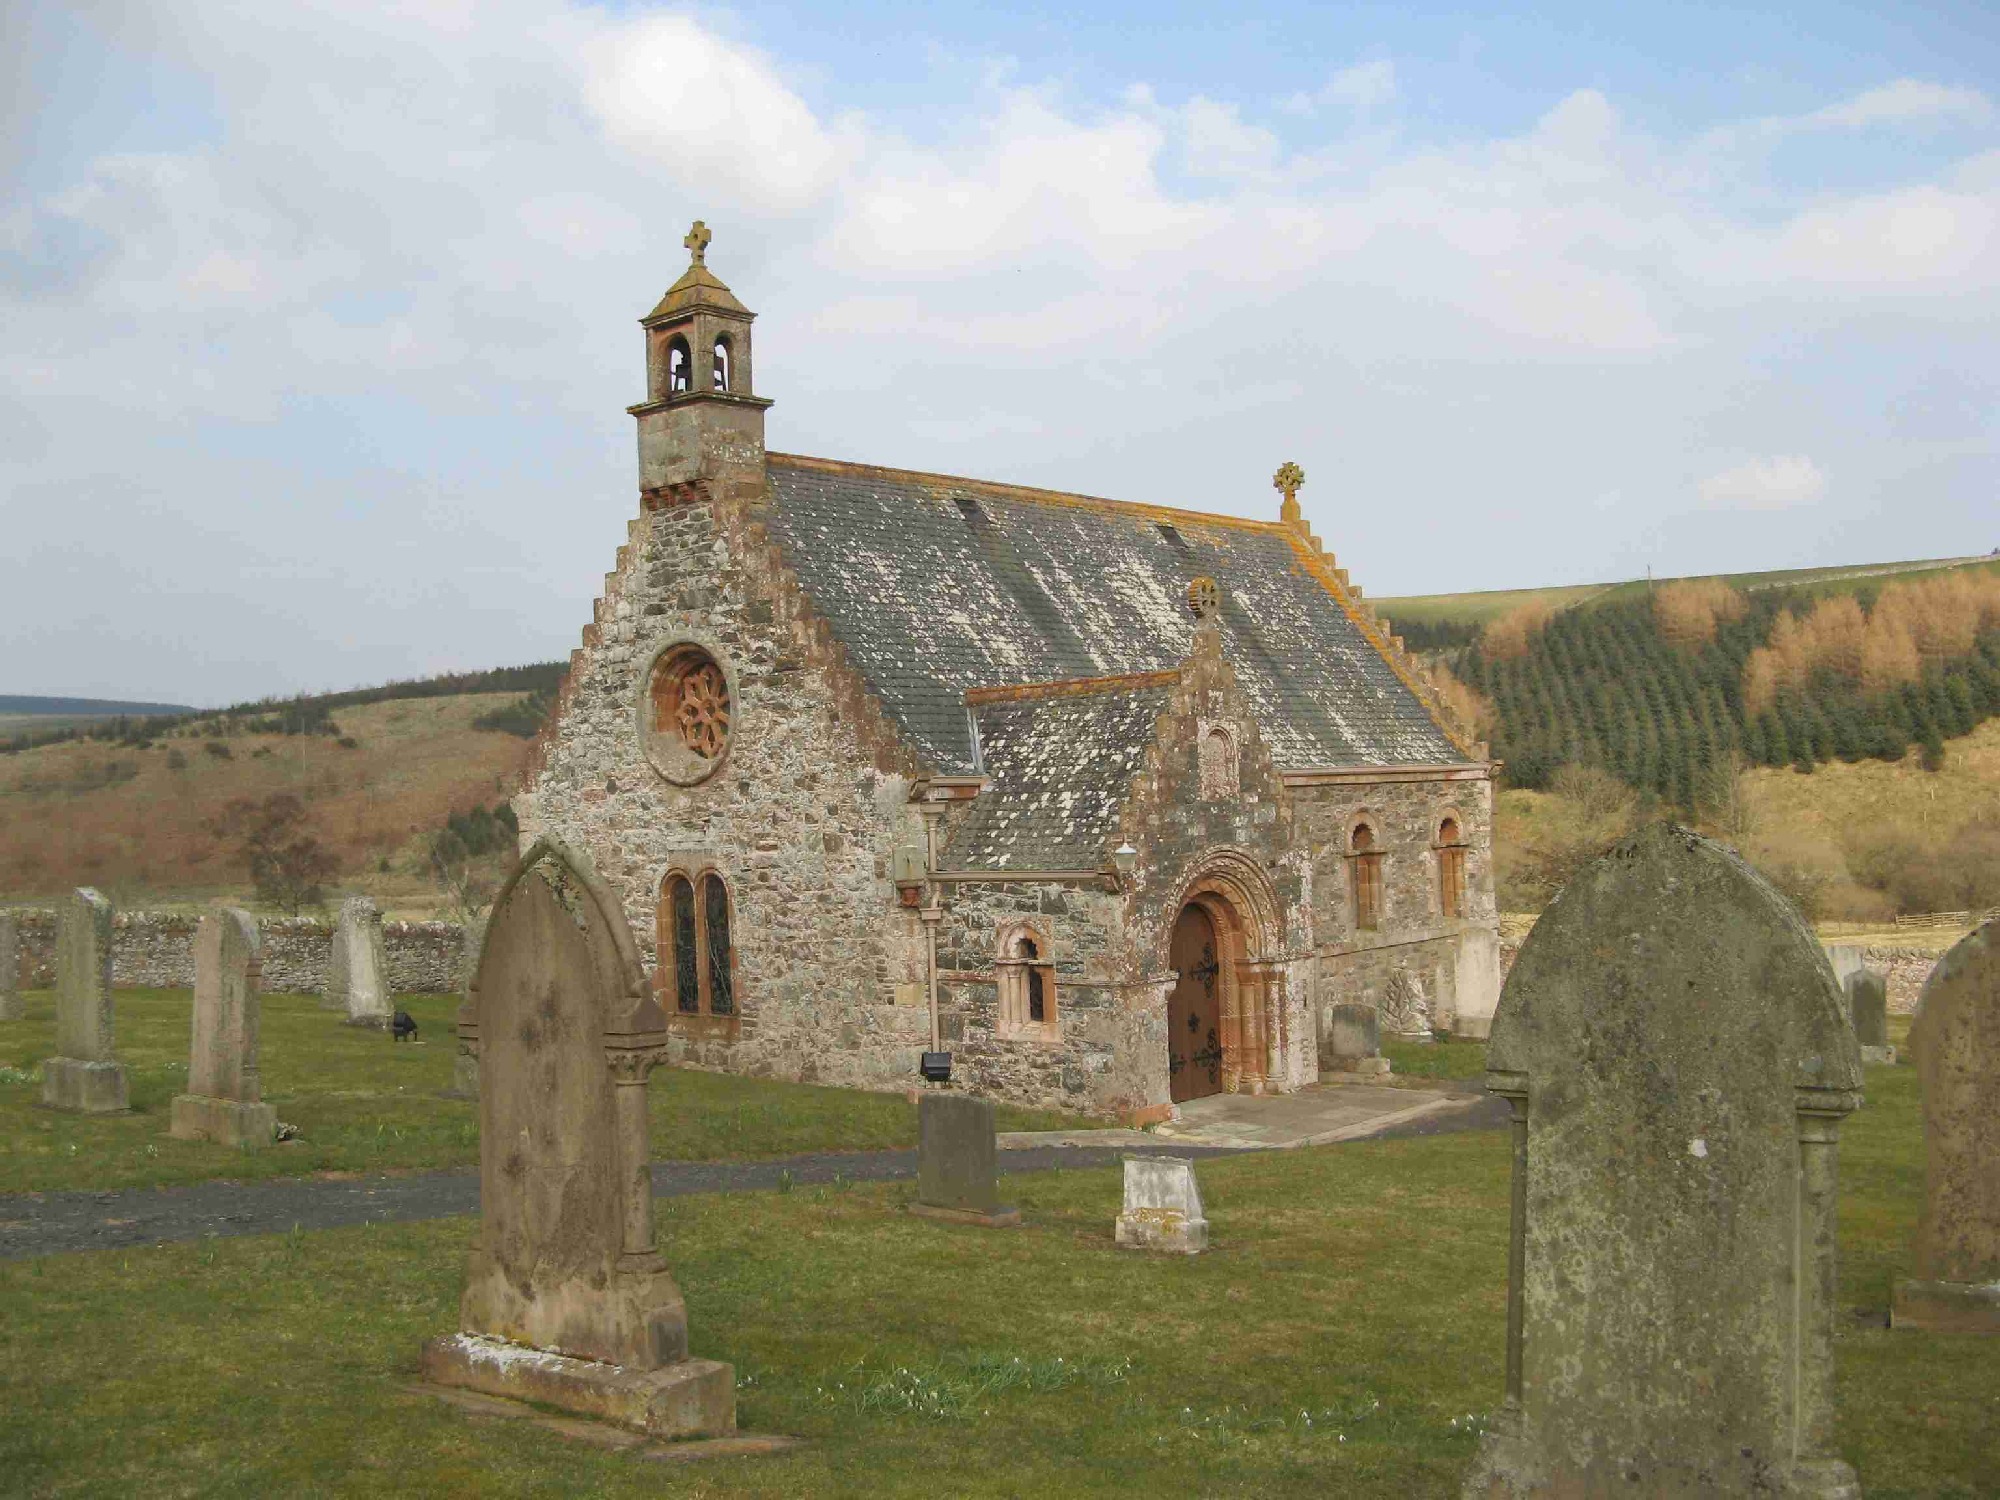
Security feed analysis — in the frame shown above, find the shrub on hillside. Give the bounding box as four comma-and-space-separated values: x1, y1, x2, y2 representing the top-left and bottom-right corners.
472, 688, 555, 739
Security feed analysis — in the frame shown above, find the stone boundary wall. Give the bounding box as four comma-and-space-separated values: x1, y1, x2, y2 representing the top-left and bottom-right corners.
1501, 938, 1939, 1016
5, 908, 465, 996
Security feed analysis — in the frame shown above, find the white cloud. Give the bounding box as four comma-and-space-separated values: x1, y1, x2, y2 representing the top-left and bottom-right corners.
1284, 59, 1396, 118
1809, 79, 1991, 131
1699, 456, 1828, 510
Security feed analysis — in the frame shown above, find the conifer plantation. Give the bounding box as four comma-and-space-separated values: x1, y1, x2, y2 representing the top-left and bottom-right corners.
1441, 566, 2000, 810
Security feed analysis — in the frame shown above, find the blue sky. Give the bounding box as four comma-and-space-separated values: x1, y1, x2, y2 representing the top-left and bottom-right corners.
2, 1, 1995, 704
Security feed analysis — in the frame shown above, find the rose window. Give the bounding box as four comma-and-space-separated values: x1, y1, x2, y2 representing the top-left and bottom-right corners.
643, 644, 732, 784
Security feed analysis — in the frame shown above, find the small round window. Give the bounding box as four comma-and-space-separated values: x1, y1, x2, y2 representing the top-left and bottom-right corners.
642, 643, 732, 784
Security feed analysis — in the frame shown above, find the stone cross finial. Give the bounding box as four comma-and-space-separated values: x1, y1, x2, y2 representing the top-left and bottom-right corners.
684, 220, 712, 266
1273, 461, 1305, 527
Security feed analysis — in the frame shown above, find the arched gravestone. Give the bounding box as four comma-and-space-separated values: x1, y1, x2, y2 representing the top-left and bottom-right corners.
1465, 826, 1863, 1500
1892, 917, 2000, 1333
420, 840, 733, 1437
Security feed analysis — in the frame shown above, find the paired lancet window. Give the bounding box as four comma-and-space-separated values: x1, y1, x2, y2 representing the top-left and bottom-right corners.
658, 870, 734, 1017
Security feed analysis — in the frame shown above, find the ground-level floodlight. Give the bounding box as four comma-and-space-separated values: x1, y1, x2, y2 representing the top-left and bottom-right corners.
920, 1051, 952, 1083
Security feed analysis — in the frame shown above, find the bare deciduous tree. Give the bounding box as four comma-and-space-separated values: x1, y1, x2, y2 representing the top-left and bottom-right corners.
206, 793, 338, 915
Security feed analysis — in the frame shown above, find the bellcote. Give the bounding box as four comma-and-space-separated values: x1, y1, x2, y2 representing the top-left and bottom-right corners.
630, 221, 772, 496
637, 221, 769, 406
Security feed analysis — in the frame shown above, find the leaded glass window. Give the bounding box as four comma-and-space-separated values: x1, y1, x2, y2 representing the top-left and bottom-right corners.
703, 874, 734, 1016
671, 875, 699, 1013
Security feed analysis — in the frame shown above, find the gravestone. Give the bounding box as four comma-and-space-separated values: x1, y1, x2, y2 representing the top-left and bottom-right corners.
910, 1092, 1019, 1227
328, 896, 390, 1029
0, 910, 20, 1021
1321, 1002, 1390, 1077
448, 914, 486, 1100
1826, 942, 1867, 989
40, 888, 128, 1113
171, 908, 277, 1148
1381, 969, 1433, 1042
1892, 917, 2000, 1334
1844, 968, 1894, 1065
1114, 1155, 1208, 1254
421, 839, 733, 1437
1465, 826, 1862, 1499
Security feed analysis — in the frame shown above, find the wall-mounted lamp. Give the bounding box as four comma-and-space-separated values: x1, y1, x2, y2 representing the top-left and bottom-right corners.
1111, 843, 1139, 883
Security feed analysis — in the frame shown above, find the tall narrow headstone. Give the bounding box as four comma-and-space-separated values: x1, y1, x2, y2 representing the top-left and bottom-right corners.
170, 908, 277, 1147
1115, 1155, 1208, 1253
421, 839, 733, 1438
911, 1092, 1019, 1227
40, 888, 128, 1113
1465, 826, 1862, 1499
1844, 968, 1894, 1065
329, 896, 390, 1029
1892, 917, 2000, 1333
0, 910, 21, 1021
448, 914, 486, 1100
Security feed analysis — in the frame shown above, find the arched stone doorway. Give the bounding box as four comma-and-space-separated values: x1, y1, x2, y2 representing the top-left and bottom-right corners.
1165, 855, 1283, 1101
1167, 904, 1225, 1102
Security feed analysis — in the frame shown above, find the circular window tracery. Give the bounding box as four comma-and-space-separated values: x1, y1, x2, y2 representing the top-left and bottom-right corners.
640, 643, 733, 785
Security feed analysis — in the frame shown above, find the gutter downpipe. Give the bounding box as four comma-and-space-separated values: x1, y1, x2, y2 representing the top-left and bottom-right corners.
921, 807, 943, 1053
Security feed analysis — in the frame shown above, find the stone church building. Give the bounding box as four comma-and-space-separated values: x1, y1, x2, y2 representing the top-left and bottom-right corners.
520, 224, 1502, 1122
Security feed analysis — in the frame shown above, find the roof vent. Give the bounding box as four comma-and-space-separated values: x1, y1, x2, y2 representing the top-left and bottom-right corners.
1156, 522, 1190, 552
952, 495, 991, 527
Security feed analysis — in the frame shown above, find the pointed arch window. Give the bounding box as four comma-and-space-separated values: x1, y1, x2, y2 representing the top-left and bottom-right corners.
657, 867, 737, 1022
712, 336, 732, 392
1349, 821, 1384, 932
667, 335, 693, 394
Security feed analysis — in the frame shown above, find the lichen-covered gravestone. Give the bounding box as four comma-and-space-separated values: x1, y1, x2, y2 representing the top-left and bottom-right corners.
421, 840, 733, 1437
0, 910, 21, 1021
1465, 826, 1863, 1499
1114, 1155, 1208, 1253
1892, 917, 2000, 1334
170, 908, 277, 1148
41, 888, 128, 1113
1321, 1002, 1389, 1077
911, 1092, 1019, 1227
327, 896, 389, 1029
1845, 968, 1894, 1065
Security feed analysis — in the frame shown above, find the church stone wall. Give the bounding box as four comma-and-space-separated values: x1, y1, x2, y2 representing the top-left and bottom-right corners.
1293, 774, 1501, 1043
528, 492, 934, 1095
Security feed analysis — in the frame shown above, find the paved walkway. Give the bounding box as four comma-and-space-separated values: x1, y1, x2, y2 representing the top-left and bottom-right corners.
1004, 1078, 1497, 1151
0, 1081, 1504, 1261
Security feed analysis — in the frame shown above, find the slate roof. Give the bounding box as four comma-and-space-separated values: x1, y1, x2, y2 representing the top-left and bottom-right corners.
760, 454, 1463, 777
939, 680, 1175, 872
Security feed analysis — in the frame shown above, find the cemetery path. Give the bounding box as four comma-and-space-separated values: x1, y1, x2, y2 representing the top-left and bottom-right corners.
0, 1092, 1506, 1260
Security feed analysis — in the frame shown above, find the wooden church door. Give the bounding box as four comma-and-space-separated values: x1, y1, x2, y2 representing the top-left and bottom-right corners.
1168, 904, 1224, 1103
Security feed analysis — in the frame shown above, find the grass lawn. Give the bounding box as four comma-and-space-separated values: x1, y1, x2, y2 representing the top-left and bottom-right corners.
1382, 1035, 1488, 1083
0, 988, 1091, 1195
3, 1044, 1992, 1498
